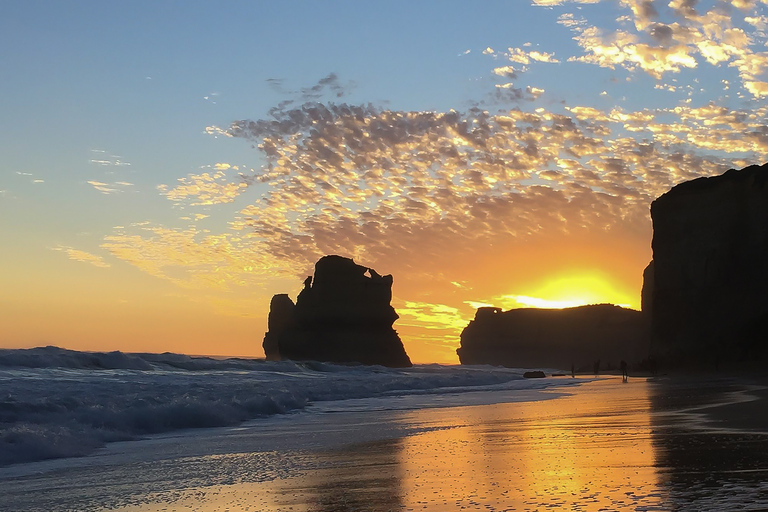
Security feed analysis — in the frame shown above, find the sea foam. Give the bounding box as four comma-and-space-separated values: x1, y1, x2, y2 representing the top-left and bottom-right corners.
0, 346, 563, 467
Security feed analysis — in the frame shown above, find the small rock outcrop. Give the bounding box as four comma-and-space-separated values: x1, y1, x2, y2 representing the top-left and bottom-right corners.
262, 255, 412, 367
648, 163, 768, 366
457, 304, 647, 371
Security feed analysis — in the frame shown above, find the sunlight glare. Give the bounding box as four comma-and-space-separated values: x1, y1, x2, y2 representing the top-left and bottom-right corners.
497, 272, 636, 310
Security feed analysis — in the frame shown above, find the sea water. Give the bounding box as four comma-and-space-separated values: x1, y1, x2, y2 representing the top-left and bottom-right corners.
0, 346, 575, 468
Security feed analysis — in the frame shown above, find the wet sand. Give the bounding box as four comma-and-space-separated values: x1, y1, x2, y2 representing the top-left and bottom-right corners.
5, 377, 768, 511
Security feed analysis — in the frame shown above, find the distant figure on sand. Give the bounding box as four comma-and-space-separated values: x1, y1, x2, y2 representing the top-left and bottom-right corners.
620, 360, 628, 382
593, 360, 600, 376
571, 363, 575, 378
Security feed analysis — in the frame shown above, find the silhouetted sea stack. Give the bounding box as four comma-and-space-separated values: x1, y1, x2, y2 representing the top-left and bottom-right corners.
647, 162, 768, 367
263, 255, 412, 367
457, 304, 647, 371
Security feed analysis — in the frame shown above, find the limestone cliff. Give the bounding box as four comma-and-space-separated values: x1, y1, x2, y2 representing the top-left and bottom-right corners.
648, 163, 768, 366
457, 304, 647, 371
262, 255, 412, 367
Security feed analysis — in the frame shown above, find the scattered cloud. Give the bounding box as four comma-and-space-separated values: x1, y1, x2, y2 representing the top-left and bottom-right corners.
89, 149, 131, 167
548, 0, 768, 96
396, 300, 471, 333
52, 246, 111, 268
87, 180, 134, 194
157, 163, 249, 205
96, 2, 768, 347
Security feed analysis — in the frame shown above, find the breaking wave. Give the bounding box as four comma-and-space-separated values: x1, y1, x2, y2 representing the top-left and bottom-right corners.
0, 346, 564, 467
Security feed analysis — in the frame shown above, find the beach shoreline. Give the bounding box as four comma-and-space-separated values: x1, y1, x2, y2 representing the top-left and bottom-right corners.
3, 375, 768, 511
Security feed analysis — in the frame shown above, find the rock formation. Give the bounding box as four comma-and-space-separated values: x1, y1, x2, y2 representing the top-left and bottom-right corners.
647, 163, 768, 366
457, 304, 648, 371
263, 255, 412, 367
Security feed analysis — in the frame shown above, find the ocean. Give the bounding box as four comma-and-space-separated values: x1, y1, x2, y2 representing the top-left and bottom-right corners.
3, 347, 768, 511
0, 346, 572, 468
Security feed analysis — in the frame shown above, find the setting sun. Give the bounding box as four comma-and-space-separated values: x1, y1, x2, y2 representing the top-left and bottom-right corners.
531, 273, 637, 309
489, 272, 637, 311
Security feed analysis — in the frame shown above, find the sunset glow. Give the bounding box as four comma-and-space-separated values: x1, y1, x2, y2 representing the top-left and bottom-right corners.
2, 1, 767, 363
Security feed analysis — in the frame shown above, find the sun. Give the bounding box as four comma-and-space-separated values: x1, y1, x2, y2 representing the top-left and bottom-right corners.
494, 272, 639, 311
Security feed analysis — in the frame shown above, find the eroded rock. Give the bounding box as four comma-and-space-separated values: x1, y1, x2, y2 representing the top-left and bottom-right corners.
263, 255, 412, 367
457, 304, 647, 371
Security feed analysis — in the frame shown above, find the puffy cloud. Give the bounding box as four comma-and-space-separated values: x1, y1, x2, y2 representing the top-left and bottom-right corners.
550, 0, 768, 96
569, 26, 698, 78
506, 47, 560, 64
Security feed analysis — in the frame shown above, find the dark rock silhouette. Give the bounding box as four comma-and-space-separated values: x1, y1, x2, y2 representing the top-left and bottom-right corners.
647, 162, 768, 367
263, 255, 412, 367
457, 304, 648, 371
523, 371, 546, 378
262, 294, 294, 361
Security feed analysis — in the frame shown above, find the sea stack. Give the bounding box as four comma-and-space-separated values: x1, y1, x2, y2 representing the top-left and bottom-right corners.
457, 304, 647, 371
263, 255, 412, 367
647, 162, 768, 366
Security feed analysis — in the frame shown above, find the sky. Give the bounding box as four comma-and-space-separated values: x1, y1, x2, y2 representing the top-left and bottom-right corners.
2, 0, 768, 364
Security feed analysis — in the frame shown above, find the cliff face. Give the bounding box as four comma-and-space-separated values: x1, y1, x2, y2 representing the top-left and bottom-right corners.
457, 304, 647, 370
262, 255, 412, 367
648, 163, 768, 365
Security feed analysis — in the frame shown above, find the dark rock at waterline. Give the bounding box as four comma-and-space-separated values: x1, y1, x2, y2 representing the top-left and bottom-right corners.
263, 255, 412, 367
457, 304, 648, 371
523, 371, 546, 378
647, 163, 768, 367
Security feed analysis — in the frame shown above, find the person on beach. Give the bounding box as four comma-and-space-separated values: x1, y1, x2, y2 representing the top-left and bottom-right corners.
620, 360, 628, 382
593, 360, 600, 376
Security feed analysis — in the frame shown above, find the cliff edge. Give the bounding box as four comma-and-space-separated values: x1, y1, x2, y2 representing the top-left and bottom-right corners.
648, 163, 768, 366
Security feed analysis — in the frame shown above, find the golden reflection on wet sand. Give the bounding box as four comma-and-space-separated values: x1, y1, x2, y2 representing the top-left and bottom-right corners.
104, 378, 768, 511
261, 378, 665, 512
392, 378, 663, 510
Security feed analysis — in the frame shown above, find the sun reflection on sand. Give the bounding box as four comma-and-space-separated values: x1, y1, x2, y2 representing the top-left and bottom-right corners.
394, 379, 664, 510
86, 378, 768, 512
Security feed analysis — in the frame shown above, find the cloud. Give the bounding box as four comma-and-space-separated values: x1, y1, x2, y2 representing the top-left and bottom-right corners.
100, 224, 294, 290
396, 300, 470, 333
158, 164, 248, 205
506, 47, 560, 65
532, 0, 601, 5
89, 150, 131, 167
52, 246, 111, 268
120, 91, 750, 299
299, 73, 355, 100
87, 180, 134, 194
549, 0, 768, 96
72, 2, 768, 361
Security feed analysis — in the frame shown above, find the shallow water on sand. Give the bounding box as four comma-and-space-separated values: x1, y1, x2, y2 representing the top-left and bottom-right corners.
4, 377, 768, 511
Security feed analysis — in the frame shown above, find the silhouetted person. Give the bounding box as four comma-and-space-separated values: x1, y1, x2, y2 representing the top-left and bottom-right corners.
620, 360, 628, 382
571, 363, 575, 378
593, 359, 600, 376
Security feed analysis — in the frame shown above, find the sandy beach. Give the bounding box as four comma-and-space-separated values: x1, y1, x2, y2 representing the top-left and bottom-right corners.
3, 375, 767, 512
